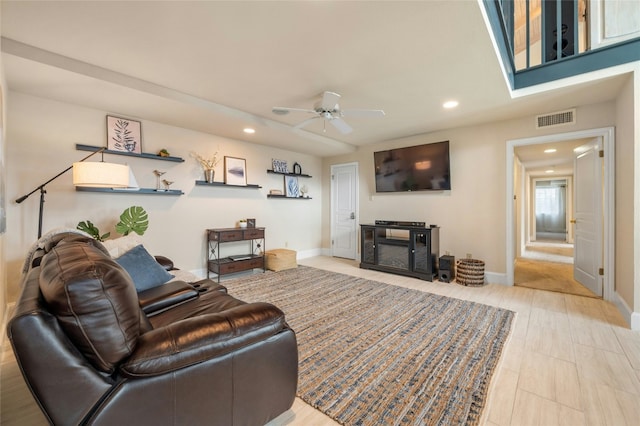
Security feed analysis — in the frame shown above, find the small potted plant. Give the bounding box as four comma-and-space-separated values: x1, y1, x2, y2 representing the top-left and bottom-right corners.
238, 219, 247, 228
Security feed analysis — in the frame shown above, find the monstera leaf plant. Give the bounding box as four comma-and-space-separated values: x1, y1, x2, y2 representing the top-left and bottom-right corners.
115, 205, 149, 236
77, 205, 148, 240
76, 220, 110, 241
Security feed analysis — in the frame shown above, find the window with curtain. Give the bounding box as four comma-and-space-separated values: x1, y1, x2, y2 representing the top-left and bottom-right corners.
535, 181, 566, 233
536, 186, 560, 215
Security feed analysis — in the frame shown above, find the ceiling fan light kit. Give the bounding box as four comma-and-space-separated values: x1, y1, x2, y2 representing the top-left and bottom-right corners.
273, 91, 385, 134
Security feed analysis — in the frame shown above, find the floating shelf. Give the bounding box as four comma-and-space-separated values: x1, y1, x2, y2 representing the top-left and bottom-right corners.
76, 144, 185, 163
195, 180, 262, 189
76, 187, 184, 195
266, 169, 312, 178
267, 194, 312, 199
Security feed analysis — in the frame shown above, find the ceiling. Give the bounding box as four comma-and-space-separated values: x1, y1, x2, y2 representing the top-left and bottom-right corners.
514, 138, 590, 177
0, 1, 631, 158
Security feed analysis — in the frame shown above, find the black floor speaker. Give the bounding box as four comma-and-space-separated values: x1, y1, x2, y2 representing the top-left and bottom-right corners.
438, 255, 455, 283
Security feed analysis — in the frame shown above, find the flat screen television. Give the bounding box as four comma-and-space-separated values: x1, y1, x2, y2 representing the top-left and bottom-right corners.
374, 140, 451, 192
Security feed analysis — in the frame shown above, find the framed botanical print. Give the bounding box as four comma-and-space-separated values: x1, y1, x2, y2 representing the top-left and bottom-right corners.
285, 175, 299, 197
107, 115, 142, 154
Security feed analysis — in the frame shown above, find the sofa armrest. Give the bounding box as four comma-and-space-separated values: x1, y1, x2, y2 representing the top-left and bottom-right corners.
154, 255, 175, 271
120, 302, 286, 377
138, 280, 199, 316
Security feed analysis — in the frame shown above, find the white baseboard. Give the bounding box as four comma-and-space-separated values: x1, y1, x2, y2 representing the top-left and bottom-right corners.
485, 271, 508, 286
632, 312, 640, 331
297, 248, 324, 259
613, 291, 639, 330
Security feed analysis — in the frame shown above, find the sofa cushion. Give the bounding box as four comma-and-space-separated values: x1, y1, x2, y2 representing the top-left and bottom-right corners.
101, 233, 143, 258
116, 244, 174, 292
39, 238, 141, 373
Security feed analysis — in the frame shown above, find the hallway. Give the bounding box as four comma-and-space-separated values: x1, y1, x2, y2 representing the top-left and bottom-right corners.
514, 242, 598, 298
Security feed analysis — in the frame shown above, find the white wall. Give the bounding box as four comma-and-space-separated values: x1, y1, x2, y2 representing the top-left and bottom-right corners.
615, 74, 636, 311
4, 92, 322, 301
322, 100, 620, 283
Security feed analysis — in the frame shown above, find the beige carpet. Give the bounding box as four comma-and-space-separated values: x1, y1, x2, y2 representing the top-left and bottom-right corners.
224, 266, 515, 426
514, 258, 598, 298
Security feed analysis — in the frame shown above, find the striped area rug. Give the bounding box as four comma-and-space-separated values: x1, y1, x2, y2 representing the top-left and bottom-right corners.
224, 266, 514, 426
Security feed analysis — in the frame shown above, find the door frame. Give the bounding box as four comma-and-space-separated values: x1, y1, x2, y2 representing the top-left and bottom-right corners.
330, 162, 359, 259
506, 127, 615, 301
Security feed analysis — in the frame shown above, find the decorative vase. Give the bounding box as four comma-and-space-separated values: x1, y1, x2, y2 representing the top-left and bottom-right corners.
204, 169, 215, 183
239, 222, 247, 228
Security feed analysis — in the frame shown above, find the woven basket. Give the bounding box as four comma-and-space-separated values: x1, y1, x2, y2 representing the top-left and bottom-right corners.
456, 259, 485, 286
265, 249, 297, 272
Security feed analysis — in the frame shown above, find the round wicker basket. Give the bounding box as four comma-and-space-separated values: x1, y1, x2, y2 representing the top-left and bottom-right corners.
456, 259, 485, 286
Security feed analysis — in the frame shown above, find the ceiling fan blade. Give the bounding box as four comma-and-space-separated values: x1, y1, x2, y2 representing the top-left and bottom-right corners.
272, 107, 317, 115
342, 109, 386, 117
329, 117, 353, 134
320, 91, 341, 111
293, 116, 320, 129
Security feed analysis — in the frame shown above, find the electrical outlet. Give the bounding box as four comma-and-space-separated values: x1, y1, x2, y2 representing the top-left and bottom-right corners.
466, 253, 472, 259
445, 250, 450, 255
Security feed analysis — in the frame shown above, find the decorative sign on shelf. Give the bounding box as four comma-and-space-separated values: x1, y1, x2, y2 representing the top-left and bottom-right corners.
272, 159, 288, 173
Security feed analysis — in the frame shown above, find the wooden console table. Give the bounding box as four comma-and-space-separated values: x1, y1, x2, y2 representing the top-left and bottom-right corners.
360, 223, 439, 281
207, 227, 265, 282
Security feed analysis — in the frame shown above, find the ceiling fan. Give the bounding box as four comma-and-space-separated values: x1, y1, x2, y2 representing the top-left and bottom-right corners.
272, 91, 385, 134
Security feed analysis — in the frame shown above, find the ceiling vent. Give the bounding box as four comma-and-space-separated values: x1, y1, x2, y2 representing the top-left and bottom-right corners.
536, 109, 576, 129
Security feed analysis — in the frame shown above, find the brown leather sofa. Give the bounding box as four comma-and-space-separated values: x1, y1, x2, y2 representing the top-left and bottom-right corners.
7, 233, 298, 425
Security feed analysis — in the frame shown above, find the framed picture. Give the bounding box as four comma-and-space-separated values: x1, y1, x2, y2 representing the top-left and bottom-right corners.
224, 156, 247, 186
272, 159, 288, 173
107, 115, 142, 154
285, 175, 299, 198
246, 218, 256, 228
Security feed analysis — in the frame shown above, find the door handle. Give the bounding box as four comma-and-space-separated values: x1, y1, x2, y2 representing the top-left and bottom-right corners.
350, 212, 355, 219
570, 219, 577, 224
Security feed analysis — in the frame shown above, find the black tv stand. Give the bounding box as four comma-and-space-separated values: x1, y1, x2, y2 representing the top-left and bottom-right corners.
360, 223, 439, 281
375, 219, 426, 227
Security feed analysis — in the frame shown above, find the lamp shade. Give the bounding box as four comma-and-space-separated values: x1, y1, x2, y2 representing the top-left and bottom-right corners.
73, 162, 130, 188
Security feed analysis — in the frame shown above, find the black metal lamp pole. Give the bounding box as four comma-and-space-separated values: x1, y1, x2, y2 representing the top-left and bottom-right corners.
15, 147, 107, 239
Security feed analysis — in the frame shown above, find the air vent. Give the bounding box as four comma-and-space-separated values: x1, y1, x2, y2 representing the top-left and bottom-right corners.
536, 109, 576, 129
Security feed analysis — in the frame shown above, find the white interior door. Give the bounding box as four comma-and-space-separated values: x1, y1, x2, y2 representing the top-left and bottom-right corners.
573, 137, 603, 296
331, 163, 358, 259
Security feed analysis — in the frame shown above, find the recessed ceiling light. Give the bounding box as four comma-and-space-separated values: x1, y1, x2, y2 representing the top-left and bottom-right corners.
443, 100, 459, 109
545, 169, 554, 173
243, 128, 255, 134
544, 148, 557, 153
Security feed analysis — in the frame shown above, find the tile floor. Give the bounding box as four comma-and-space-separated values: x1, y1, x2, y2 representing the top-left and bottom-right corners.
2, 255, 639, 425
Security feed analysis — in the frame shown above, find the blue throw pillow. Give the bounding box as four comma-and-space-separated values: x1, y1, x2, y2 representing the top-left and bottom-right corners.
116, 244, 174, 292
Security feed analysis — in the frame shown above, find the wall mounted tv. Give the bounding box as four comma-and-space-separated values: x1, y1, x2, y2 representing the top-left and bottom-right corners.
374, 140, 451, 192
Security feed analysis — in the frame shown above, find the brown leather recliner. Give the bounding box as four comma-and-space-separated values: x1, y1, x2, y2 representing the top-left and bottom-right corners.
8, 234, 298, 425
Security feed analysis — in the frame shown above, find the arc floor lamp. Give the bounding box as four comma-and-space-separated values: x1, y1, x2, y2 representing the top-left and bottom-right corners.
15, 147, 130, 238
